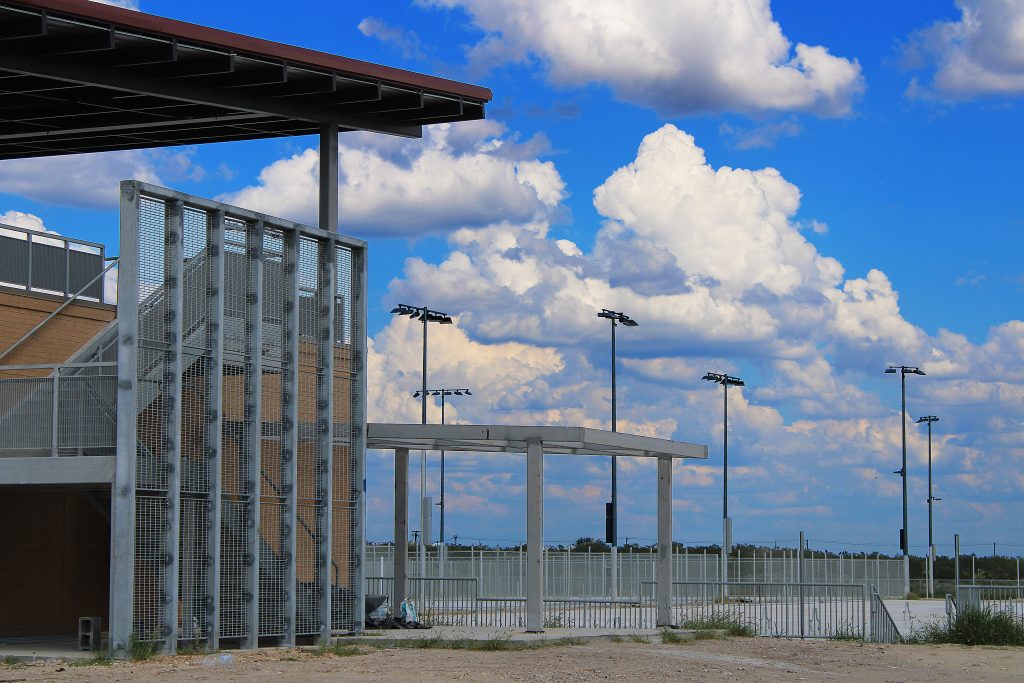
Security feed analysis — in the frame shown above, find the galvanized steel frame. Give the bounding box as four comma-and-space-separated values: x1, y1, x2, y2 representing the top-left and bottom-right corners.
112, 180, 366, 656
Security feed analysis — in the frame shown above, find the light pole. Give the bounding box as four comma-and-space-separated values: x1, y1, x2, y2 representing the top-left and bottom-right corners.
413, 388, 472, 554
885, 364, 925, 597
597, 308, 638, 599
702, 372, 744, 588
916, 415, 941, 597
392, 304, 453, 575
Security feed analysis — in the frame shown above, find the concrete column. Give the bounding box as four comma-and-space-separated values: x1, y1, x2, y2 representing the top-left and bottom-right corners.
526, 440, 544, 632
394, 448, 409, 610
656, 455, 673, 626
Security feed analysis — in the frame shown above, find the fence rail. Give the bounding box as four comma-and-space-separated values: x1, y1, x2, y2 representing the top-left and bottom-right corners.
870, 587, 902, 643
958, 585, 1024, 624
364, 546, 908, 598
0, 362, 117, 456
366, 576, 905, 641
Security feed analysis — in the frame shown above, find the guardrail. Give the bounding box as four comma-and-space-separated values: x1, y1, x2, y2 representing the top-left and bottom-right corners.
957, 585, 1024, 624
365, 576, 909, 639
655, 581, 868, 639
0, 362, 117, 456
0, 223, 109, 303
870, 586, 902, 643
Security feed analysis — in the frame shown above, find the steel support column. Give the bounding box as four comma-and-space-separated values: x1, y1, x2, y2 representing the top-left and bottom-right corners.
656, 455, 673, 626
526, 440, 544, 633
317, 123, 338, 641
110, 181, 141, 658
394, 447, 409, 611
205, 210, 226, 651
163, 199, 185, 654
243, 220, 264, 649
353, 246, 368, 633
282, 232, 300, 645
316, 238, 336, 644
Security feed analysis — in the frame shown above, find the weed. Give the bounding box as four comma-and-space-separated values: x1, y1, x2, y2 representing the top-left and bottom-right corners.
2, 655, 21, 666
128, 636, 157, 661
680, 613, 755, 637
281, 656, 301, 661
608, 635, 624, 643
628, 634, 649, 644
660, 628, 686, 644
693, 630, 719, 640
69, 651, 113, 667
543, 614, 566, 629
316, 642, 364, 657
827, 625, 864, 642
910, 606, 1024, 646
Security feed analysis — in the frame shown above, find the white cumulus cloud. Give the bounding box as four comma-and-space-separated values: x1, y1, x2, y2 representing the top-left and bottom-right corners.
904, 0, 1024, 100
422, 0, 864, 116
222, 122, 565, 237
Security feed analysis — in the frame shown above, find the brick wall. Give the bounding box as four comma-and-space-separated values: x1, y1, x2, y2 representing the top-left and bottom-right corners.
0, 288, 115, 374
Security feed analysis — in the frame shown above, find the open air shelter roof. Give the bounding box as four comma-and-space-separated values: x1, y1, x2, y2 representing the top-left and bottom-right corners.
0, 0, 491, 160
367, 423, 708, 460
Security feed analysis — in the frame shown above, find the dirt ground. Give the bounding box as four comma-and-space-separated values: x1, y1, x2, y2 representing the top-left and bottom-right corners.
3, 637, 1023, 683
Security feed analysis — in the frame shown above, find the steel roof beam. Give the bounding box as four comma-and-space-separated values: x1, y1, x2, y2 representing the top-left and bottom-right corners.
0, 46, 422, 136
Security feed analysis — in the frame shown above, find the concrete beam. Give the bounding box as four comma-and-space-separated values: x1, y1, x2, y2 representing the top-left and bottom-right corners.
0, 455, 115, 485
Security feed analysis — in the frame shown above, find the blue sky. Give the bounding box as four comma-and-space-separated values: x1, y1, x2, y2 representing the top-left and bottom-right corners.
2, 0, 1023, 557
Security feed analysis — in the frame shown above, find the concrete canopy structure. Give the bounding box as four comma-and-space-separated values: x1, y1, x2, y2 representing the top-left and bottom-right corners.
367, 423, 708, 631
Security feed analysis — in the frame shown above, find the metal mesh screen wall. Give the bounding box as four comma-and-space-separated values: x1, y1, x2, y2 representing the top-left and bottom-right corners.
114, 181, 366, 655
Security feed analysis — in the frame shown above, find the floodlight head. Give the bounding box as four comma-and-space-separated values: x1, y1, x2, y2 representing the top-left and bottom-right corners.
412, 390, 421, 398
702, 372, 724, 383
916, 415, 939, 424
912, 368, 926, 376
598, 308, 638, 326
464, 390, 472, 396
884, 367, 898, 374
453, 390, 463, 395
440, 316, 454, 324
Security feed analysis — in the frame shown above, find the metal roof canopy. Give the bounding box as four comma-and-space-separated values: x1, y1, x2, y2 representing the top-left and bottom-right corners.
0, 0, 492, 159
367, 423, 708, 460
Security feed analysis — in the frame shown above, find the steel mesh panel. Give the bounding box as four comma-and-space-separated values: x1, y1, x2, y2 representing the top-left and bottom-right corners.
121, 182, 364, 648
134, 495, 168, 641
222, 221, 249, 357
29, 240, 65, 294
331, 243, 360, 631
259, 501, 287, 636
179, 497, 210, 641
57, 375, 116, 450
295, 502, 321, 635
0, 233, 28, 287
219, 499, 249, 638
0, 377, 52, 449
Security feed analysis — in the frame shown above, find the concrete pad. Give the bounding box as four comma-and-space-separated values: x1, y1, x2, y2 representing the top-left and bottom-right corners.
0, 637, 96, 663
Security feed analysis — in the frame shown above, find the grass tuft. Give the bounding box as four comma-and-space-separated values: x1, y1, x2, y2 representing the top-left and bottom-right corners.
680, 613, 755, 637
827, 624, 864, 642
69, 651, 113, 667
660, 628, 686, 644
128, 636, 157, 661
2, 655, 21, 666
692, 629, 719, 640
910, 606, 1024, 646
316, 642, 365, 657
